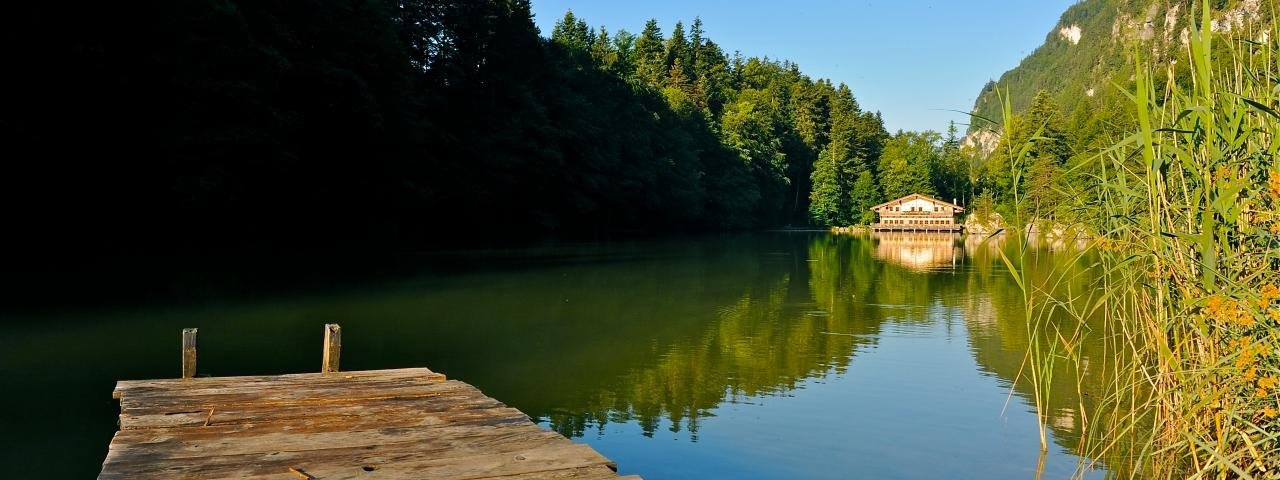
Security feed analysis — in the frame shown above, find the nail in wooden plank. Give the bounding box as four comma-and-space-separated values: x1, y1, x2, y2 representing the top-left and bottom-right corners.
182, 328, 198, 379
322, 324, 341, 373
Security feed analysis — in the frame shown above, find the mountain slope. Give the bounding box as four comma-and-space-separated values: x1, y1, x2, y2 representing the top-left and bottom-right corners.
966, 0, 1274, 153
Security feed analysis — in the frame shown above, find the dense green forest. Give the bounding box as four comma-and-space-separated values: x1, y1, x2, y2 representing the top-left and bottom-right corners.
15, 0, 1255, 253
2, 0, 990, 255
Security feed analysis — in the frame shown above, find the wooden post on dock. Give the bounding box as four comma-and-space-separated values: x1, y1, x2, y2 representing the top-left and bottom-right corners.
182, 328, 198, 379
322, 324, 341, 373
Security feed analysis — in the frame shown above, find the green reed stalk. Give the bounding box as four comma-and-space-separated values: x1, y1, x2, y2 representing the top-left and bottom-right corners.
991, 85, 1056, 453
1070, 1, 1280, 477
993, 3, 1280, 477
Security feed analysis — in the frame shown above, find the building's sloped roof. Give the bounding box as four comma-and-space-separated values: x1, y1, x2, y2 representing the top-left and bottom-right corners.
871, 193, 964, 211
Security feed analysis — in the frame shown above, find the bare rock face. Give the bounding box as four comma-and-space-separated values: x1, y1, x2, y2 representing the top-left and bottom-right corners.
1026, 217, 1092, 242
1212, 0, 1261, 32
964, 212, 1005, 236
961, 129, 1001, 158
1059, 24, 1083, 44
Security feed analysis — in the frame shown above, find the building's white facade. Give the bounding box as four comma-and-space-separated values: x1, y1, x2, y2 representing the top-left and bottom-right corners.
871, 194, 964, 231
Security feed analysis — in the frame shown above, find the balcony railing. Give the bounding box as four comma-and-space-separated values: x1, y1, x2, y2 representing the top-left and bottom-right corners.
879, 211, 956, 217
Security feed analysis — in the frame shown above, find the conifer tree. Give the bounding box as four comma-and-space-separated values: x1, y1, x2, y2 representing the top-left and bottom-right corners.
550, 10, 591, 51
611, 29, 636, 77
591, 26, 617, 68
633, 19, 666, 86
688, 18, 704, 73
665, 22, 692, 83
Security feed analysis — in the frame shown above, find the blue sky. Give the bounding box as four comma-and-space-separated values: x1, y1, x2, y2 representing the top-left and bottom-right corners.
530, 0, 1078, 133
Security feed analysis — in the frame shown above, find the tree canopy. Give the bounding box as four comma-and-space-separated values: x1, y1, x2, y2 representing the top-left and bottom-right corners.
3, 0, 990, 256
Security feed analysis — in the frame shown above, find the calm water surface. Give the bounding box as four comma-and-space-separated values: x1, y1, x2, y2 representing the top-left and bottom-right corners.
0, 233, 1109, 478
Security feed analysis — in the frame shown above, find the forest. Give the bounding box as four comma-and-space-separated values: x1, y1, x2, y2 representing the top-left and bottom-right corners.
3, 0, 1006, 255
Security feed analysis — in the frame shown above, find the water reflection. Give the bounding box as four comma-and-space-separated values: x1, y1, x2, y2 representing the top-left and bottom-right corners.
0, 233, 1121, 479
523, 234, 1114, 478
872, 232, 962, 270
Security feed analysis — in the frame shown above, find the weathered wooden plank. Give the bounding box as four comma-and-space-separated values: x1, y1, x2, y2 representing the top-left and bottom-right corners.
116, 367, 443, 396
101, 423, 568, 469
499, 466, 642, 480
120, 388, 503, 430
111, 406, 532, 450
103, 442, 615, 480
119, 376, 460, 411
324, 443, 614, 479
101, 432, 613, 479
116, 373, 455, 407
115, 371, 453, 407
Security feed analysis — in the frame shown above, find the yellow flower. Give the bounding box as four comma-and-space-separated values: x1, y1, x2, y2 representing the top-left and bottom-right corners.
1261, 284, 1280, 303
1270, 171, 1280, 199
1260, 375, 1279, 390
1258, 388, 1271, 398
1244, 366, 1258, 381
1205, 296, 1237, 323
1265, 407, 1278, 419
1270, 309, 1280, 323
1237, 311, 1256, 326
1236, 352, 1256, 369
1216, 165, 1233, 182
1207, 296, 1224, 309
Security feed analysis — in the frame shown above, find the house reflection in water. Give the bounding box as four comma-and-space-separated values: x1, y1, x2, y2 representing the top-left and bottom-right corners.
872, 232, 963, 270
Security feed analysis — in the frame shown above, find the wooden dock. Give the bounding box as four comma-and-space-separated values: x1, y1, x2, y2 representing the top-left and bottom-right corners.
98, 326, 638, 479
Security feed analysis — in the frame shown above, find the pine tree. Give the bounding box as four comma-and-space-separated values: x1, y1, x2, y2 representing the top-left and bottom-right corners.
666, 58, 692, 93
665, 22, 692, 83
692, 39, 732, 113
611, 29, 636, 77
590, 26, 618, 69
688, 18, 704, 74
633, 19, 666, 86
550, 10, 591, 52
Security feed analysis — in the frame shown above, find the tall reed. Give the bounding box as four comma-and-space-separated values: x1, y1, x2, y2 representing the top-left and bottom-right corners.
990, 81, 1096, 459
1070, 1, 1280, 477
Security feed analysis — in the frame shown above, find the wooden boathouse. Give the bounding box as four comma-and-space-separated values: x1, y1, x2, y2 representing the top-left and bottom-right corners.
871, 193, 964, 232
98, 325, 639, 479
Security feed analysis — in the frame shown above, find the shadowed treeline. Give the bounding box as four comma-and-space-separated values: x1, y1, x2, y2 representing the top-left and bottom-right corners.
2, 0, 895, 260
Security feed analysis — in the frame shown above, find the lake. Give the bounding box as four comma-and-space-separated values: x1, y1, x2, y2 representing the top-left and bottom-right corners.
0, 232, 1111, 478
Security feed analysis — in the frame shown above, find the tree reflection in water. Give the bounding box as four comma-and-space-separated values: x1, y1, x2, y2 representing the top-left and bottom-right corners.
532, 232, 1126, 477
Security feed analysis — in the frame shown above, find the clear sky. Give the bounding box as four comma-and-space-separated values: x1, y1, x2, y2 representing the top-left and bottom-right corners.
530, 0, 1078, 134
